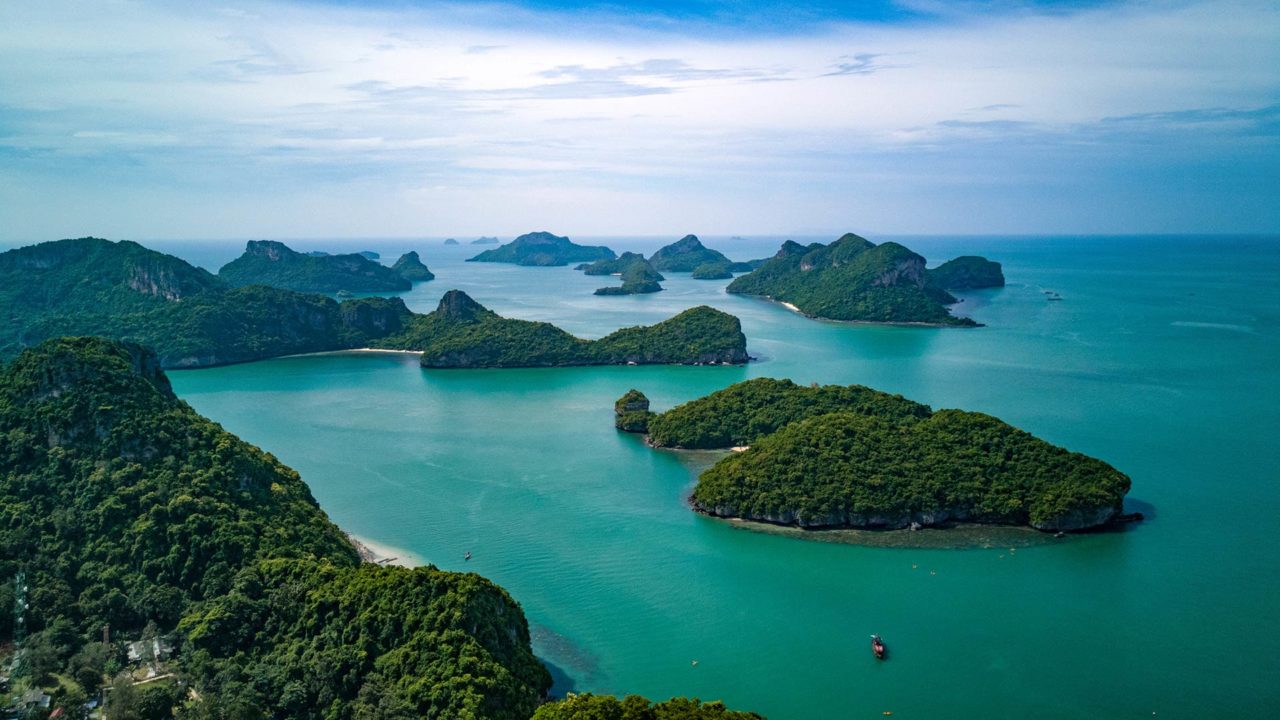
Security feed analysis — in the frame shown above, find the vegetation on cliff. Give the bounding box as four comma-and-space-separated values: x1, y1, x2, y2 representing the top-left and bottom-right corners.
0, 238, 412, 368
615, 389, 654, 432
391, 250, 436, 281
533, 694, 764, 720
0, 337, 552, 718
468, 232, 615, 266
645, 378, 929, 449
376, 290, 749, 368
726, 234, 1003, 326
218, 240, 411, 292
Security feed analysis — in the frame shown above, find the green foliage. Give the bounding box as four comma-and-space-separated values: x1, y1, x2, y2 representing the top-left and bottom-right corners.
0, 238, 414, 368
614, 390, 653, 433
645, 378, 930, 449
391, 251, 435, 282
690, 263, 732, 280
179, 559, 550, 720
218, 241, 410, 292
692, 410, 1129, 530
595, 259, 665, 295
648, 236, 732, 273
0, 338, 359, 642
469, 232, 615, 266
377, 291, 748, 367
927, 256, 1005, 290
726, 234, 986, 326
532, 694, 764, 720
0, 337, 555, 719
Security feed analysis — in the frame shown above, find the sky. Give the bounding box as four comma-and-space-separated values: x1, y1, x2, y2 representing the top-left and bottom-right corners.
0, 0, 1277, 241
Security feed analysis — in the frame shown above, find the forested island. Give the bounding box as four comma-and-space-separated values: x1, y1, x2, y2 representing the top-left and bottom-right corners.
648, 235, 762, 274
726, 234, 1004, 325
0, 238, 411, 368
468, 231, 615, 266
0, 338, 759, 719
375, 290, 749, 367
218, 240, 412, 292
579, 253, 666, 295
618, 379, 1130, 532
390, 250, 436, 281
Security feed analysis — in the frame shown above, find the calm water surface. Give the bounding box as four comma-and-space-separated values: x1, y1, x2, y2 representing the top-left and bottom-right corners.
153, 235, 1279, 718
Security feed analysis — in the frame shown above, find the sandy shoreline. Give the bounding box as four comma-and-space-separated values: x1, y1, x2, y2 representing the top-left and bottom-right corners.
346, 532, 425, 568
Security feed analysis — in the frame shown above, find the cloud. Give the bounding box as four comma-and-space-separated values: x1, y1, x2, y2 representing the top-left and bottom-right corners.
0, 0, 1277, 239
822, 52, 895, 76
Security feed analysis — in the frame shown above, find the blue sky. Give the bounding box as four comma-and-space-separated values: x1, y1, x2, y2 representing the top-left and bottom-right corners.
0, 0, 1276, 240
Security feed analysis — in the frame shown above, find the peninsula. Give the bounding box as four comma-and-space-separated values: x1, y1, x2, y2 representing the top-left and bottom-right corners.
468, 231, 615, 266
375, 290, 749, 367
0, 237, 411, 368
619, 379, 1130, 532
219, 240, 411, 292
726, 233, 1004, 326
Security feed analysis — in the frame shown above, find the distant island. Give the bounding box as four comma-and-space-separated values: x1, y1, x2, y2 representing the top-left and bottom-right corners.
726, 233, 1004, 326
219, 240, 411, 292
472, 236, 500, 245
619, 378, 1130, 532
443, 238, 459, 245
0, 238, 411, 368
391, 250, 435, 281
581, 253, 665, 295
468, 231, 615, 266
649, 234, 762, 274
375, 290, 748, 367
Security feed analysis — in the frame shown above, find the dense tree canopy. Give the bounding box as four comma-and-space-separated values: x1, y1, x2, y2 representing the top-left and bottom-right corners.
0, 337, 554, 719
468, 232, 615, 266
648, 236, 733, 273
692, 410, 1130, 531
532, 694, 763, 720
0, 238, 412, 368
645, 378, 929, 449
726, 234, 1003, 325
377, 291, 749, 367
218, 240, 410, 292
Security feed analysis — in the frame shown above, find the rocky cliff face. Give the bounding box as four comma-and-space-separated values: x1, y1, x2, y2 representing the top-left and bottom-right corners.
340, 297, 411, 337
692, 501, 1120, 533
870, 254, 928, 288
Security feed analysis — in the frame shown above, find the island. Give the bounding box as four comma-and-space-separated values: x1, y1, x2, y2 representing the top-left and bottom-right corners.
374, 290, 749, 367
584, 254, 665, 295
726, 233, 1005, 326
391, 250, 436, 281
444, 238, 460, 245
0, 237, 411, 368
619, 378, 1130, 532
468, 231, 615, 266
649, 234, 734, 272
218, 239, 411, 292
472, 236, 500, 245
691, 261, 734, 280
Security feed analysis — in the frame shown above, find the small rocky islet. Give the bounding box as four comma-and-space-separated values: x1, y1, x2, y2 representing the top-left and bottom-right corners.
616, 379, 1132, 533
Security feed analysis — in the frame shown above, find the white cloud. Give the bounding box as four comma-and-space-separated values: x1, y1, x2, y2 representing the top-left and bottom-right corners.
0, 0, 1276, 238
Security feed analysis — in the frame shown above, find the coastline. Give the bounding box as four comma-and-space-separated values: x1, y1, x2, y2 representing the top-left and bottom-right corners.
346, 532, 425, 568
750, 294, 975, 328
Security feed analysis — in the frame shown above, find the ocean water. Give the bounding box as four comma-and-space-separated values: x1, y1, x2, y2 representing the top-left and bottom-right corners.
147, 235, 1279, 718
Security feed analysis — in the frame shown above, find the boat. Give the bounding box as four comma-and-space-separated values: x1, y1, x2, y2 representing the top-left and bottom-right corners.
871, 634, 886, 660
464, 551, 472, 561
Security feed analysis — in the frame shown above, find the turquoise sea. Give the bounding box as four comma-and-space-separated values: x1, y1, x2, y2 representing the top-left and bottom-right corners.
107, 235, 1280, 717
